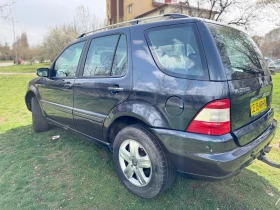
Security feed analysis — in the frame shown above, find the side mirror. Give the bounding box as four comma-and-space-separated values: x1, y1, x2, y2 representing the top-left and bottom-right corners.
37, 68, 49, 77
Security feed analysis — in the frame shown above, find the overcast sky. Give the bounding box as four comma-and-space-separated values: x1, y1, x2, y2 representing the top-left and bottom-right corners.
0, 0, 106, 46
0, 0, 278, 46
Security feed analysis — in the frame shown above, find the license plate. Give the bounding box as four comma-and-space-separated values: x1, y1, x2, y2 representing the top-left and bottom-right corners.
250, 97, 267, 116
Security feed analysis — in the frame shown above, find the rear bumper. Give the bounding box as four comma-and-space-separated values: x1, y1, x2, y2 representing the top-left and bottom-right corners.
151, 119, 277, 180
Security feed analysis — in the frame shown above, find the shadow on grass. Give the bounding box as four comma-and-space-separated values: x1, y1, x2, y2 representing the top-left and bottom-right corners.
0, 125, 279, 210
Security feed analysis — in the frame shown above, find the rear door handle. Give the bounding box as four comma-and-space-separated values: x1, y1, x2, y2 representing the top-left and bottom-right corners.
108, 86, 124, 93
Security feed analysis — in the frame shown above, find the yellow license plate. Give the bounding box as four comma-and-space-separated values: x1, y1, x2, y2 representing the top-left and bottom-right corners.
250, 97, 267, 116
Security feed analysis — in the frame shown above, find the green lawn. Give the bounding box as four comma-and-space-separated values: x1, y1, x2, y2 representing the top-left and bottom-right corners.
0, 63, 51, 73
0, 73, 279, 210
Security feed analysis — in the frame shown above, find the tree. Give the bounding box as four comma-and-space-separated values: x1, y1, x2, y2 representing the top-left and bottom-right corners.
43, 25, 79, 61
34, 45, 46, 63
0, 0, 15, 19
42, 5, 105, 61
0, 42, 12, 60
252, 35, 264, 47
26, 47, 37, 65
73, 5, 104, 34
253, 27, 280, 59
177, 0, 280, 30
20, 32, 29, 49
12, 32, 30, 60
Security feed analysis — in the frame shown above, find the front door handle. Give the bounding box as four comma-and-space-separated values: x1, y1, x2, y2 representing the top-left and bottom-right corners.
64, 82, 73, 89
108, 86, 124, 93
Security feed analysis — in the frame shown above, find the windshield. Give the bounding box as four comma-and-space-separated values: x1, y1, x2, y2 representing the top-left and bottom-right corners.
207, 23, 269, 80
275, 60, 280, 65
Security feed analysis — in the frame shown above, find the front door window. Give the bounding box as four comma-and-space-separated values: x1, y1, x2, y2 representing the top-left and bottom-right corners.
53, 41, 85, 77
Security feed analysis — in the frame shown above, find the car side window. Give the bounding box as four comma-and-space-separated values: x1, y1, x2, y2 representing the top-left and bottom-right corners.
83, 35, 119, 77
53, 41, 85, 78
111, 35, 128, 76
146, 24, 208, 79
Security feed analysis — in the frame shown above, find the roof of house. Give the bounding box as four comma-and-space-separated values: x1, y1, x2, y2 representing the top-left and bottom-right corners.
135, 3, 219, 19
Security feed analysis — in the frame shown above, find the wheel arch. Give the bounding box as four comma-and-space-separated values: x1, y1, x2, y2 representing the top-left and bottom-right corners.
103, 101, 169, 145
25, 84, 41, 111
25, 90, 37, 111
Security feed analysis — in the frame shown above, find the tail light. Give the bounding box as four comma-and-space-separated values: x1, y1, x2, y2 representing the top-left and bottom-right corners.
186, 99, 230, 135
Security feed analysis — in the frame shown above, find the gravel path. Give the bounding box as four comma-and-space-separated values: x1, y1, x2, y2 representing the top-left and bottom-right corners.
0, 63, 14, 67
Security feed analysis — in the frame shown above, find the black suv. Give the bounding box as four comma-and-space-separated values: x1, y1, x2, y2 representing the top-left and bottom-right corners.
25, 14, 277, 198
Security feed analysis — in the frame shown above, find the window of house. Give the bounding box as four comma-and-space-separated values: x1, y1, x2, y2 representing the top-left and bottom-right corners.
128, 5, 132, 13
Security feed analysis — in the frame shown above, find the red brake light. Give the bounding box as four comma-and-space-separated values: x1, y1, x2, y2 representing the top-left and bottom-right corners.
186, 99, 230, 135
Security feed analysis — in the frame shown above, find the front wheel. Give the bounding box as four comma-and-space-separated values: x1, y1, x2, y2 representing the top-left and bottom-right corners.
113, 125, 175, 198
31, 97, 49, 132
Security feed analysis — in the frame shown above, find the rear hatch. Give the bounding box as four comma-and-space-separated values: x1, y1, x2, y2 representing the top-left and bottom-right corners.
207, 23, 273, 146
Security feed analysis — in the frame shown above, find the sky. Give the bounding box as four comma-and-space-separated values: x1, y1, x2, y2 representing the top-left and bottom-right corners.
0, 0, 106, 46
0, 0, 278, 47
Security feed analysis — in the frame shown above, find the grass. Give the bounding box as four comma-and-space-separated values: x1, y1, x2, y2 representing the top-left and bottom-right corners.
0, 63, 51, 73
0, 71, 279, 209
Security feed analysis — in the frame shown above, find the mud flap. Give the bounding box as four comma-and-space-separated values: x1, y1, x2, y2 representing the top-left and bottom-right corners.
258, 146, 280, 169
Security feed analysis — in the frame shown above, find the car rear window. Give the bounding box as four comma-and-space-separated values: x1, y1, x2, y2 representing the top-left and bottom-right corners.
207, 23, 269, 80
145, 23, 208, 80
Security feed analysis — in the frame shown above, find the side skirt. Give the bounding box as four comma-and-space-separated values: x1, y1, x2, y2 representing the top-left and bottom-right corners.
46, 118, 112, 151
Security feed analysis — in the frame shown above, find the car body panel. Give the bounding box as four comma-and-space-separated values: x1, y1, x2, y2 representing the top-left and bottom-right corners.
129, 21, 229, 132
152, 118, 276, 179
25, 16, 277, 179
274, 59, 280, 71
73, 28, 133, 140
40, 77, 75, 128
207, 23, 274, 146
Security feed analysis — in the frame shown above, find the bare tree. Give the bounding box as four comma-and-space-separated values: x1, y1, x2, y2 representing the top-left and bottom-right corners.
43, 24, 79, 61
253, 27, 280, 59
42, 5, 105, 61
12, 32, 30, 60
73, 5, 104, 34
258, 0, 280, 5
183, 0, 280, 30
0, 42, 12, 61
0, 0, 15, 19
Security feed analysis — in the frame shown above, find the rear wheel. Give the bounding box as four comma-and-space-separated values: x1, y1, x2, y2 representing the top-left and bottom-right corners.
113, 125, 175, 198
31, 97, 49, 132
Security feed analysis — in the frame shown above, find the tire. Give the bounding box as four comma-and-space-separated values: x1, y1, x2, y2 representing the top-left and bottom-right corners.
31, 97, 49, 132
113, 125, 175, 198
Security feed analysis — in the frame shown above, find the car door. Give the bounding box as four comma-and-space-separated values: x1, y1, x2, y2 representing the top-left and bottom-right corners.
73, 29, 132, 140
40, 41, 86, 128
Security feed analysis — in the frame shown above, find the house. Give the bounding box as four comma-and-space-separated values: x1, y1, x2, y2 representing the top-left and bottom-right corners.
106, 0, 218, 25
135, 2, 218, 20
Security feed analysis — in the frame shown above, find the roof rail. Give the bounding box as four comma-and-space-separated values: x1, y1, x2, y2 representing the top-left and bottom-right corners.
77, 13, 189, 39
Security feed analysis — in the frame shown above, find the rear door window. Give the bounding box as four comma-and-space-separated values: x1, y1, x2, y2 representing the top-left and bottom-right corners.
145, 23, 208, 80
83, 35, 119, 77
111, 35, 128, 77
207, 23, 269, 80
82, 34, 128, 77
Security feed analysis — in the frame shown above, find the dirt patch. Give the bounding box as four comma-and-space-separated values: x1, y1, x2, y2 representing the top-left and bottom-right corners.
271, 143, 280, 150
0, 117, 6, 124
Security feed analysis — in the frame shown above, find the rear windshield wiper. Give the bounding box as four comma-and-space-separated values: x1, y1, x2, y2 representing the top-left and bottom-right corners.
232, 66, 263, 75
